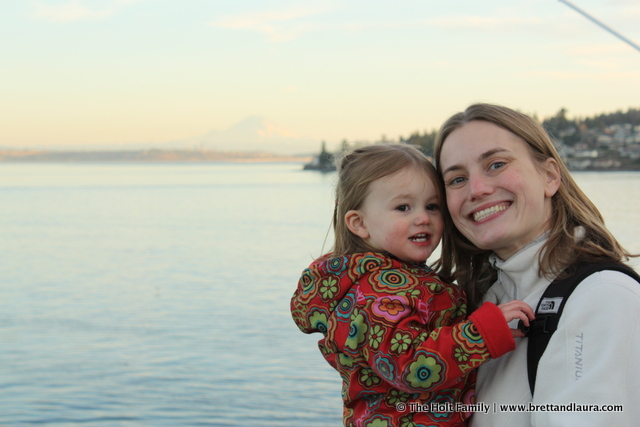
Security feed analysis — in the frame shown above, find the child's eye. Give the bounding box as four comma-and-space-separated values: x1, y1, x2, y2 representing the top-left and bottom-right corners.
395, 204, 409, 212
426, 203, 440, 211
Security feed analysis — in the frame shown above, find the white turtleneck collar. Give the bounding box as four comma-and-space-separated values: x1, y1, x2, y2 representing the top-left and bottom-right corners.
484, 233, 552, 317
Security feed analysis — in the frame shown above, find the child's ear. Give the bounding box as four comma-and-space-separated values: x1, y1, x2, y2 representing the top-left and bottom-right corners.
345, 210, 369, 239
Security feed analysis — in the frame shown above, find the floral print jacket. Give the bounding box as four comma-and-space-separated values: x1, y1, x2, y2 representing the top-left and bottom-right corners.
291, 252, 514, 427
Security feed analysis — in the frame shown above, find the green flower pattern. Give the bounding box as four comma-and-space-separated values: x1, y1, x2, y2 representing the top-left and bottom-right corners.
360, 367, 382, 388
406, 353, 444, 390
454, 347, 469, 362
385, 389, 411, 406
390, 332, 412, 354
320, 277, 338, 300
345, 310, 368, 351
365, 419, 390, 427
398, 288, 421, 298
369, 324, 385, 349
399, 414, 417, 427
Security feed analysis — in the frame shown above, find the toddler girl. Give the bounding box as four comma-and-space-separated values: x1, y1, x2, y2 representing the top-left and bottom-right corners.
291, 144, 533, 427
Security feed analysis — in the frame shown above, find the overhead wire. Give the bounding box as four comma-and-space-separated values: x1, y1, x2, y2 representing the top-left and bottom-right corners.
558, 0, 640, 53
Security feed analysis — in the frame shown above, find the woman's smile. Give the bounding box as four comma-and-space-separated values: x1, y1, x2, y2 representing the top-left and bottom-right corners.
470, 202, 510, 223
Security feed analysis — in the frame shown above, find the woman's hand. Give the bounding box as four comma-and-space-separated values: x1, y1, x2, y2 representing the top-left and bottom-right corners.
498, 300, 535, 338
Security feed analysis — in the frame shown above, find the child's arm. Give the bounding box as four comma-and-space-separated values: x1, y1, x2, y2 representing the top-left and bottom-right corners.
358, 297, 528, 395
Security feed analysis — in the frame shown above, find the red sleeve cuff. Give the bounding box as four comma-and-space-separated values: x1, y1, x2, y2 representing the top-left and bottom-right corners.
468, 301, 515, 359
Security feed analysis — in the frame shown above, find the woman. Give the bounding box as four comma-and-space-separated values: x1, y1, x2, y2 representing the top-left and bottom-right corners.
434, 103, 640, 426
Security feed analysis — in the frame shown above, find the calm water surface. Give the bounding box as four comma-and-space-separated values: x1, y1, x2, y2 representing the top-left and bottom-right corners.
0, 163, 637, 426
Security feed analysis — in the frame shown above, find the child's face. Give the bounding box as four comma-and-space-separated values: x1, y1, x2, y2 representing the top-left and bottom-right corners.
348, 167, 444, 263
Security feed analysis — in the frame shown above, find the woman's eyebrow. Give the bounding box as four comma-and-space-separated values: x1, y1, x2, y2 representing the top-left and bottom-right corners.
479, 148, 509, 161
442, 147, 509, 176
441, 163, 463, 176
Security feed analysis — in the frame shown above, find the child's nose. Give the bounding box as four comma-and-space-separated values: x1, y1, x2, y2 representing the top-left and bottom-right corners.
415, 209, 432, 225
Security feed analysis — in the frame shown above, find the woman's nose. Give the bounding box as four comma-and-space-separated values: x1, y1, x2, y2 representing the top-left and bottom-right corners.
468, 174, 493, 200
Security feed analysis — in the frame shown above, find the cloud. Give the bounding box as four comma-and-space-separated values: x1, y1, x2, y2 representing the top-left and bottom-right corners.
33, 0, 146, 22
210, 3, 336, 42
528, 67, 640, 85
426, 14, 546, 33
210, 4, 560, 42
424, 9, 638, 46
34, 1, 110, 22
568, 42, 632, 57
607, 0, 640, 6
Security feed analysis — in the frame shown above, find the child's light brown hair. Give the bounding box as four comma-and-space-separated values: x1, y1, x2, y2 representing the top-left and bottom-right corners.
332, 144, 442, 256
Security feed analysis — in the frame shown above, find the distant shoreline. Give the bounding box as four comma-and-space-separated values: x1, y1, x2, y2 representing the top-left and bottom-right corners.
0, 149, 312, 164
1, 149, 639, 172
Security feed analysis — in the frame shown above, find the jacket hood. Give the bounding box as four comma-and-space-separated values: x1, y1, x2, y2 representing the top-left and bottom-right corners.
291, 253, 404, 335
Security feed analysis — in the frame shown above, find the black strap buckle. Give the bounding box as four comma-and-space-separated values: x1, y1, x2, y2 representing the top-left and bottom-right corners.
519, 316, 559, 337
518, 319, 530, 336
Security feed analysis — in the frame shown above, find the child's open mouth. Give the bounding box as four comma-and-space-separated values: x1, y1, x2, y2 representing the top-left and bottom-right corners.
409, 233, 430, 242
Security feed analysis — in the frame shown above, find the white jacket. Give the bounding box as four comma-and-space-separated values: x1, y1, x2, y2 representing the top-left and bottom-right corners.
471, 235, 640, 427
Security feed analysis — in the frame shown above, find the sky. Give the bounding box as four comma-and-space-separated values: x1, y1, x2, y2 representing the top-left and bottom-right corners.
1, 0, 639, 153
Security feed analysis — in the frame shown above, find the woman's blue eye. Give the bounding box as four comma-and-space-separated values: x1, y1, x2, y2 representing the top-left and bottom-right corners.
490, 161, 506, 170
448, 177, 466, 186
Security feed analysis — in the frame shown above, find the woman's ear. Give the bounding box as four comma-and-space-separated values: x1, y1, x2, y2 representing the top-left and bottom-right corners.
543, 157, 561, 198
345, 210, 369, 239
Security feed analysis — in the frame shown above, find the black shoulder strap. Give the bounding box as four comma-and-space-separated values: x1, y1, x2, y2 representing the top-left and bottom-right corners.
525, 262, 640, 396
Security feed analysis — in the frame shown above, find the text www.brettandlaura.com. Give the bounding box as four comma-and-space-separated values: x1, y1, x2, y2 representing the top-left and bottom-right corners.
396, 401, 624, 414
499, 403, 623, 413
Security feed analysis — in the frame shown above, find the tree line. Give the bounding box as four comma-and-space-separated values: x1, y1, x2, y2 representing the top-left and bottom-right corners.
334, 106, 639, 158
542, 107, 640, 146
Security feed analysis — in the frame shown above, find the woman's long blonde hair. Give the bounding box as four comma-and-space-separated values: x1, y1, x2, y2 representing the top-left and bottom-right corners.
434, 103, 635, 310
332, 144, 442, 256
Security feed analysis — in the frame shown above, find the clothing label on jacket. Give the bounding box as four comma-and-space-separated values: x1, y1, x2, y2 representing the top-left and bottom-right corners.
538, 297, 563, 314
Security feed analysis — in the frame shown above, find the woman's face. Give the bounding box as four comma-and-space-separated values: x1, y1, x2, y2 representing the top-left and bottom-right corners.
439, 120, 560, 260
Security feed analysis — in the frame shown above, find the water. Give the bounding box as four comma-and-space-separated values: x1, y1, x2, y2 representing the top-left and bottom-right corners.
0, 163, 638, 426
